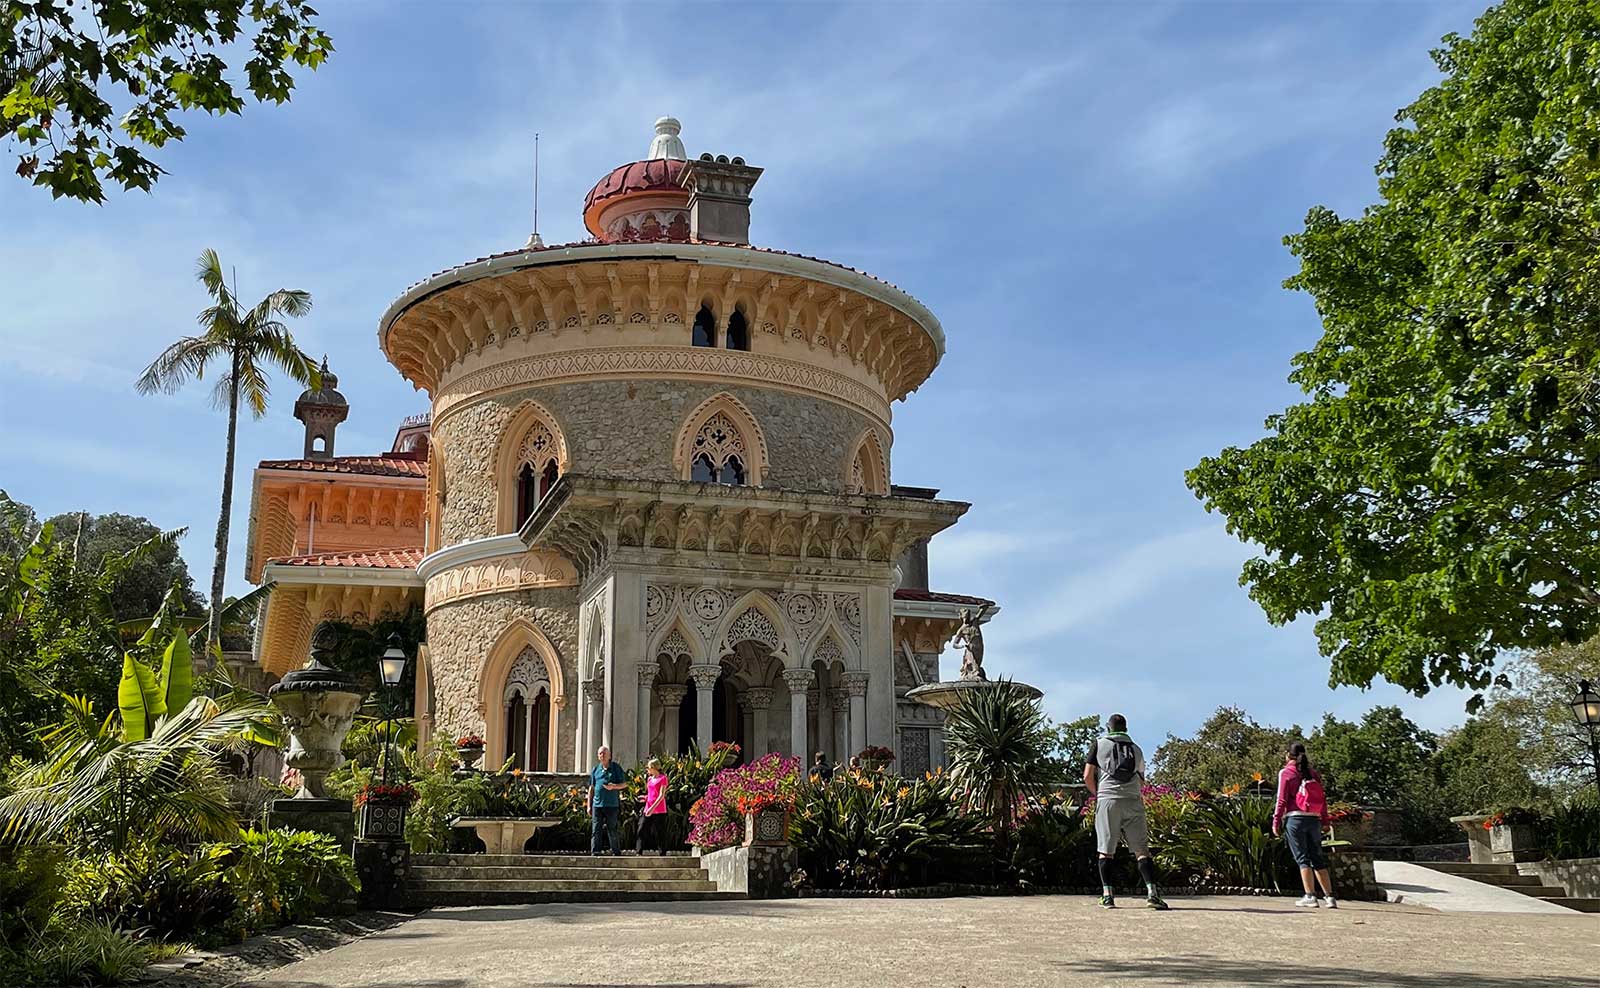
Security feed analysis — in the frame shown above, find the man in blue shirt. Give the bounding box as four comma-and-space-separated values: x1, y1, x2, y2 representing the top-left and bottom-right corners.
588, 745, 627, 856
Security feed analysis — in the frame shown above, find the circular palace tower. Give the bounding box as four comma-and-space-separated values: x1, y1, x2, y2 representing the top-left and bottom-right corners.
244, 119, 996, 775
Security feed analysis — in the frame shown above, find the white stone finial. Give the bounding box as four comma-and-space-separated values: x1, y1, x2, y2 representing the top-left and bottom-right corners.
648, 116, 686, 160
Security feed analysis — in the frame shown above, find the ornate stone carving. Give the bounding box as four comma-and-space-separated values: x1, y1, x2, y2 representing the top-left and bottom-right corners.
637, 662, 659, 687
842, 670, 870, 697
691, 587, 727, 623
725, 607, 779, 651
658, 626, 692, 659
656, 683, 688, 706
744, 686, 773, 710
688, 663, 723, 691
783, 592, 818, 629
953, 608, 986, 682
582, 678, 605, 704
425, 551, 576, 612
830, 689, 850, 713
504, 645, 551, 701
811, 633, 844, 666
781, 668, 815, 694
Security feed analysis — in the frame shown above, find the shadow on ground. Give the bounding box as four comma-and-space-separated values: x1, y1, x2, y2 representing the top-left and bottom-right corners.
413, 900, 808, 926
1064, 956, 1600, 988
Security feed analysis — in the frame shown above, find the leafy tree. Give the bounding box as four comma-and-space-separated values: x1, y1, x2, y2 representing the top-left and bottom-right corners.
1311, 706, 1438, 808
1186, 0, 1600, 702
42, 511, 202, 621
1433, 716, 1542, 815
1042, 713, 1100, 783
3, 0, 333, 203
1152, 706, 1304, 793
317, 606, 425, 717
1480, 639, 1600, 797
136, 249, 316, 656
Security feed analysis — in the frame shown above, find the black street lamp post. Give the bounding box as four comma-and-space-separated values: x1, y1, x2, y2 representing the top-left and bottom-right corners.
379, 634, 408, 788
1571, 679, 1600, 803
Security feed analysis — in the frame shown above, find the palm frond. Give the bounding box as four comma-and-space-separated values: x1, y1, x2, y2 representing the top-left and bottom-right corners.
249, 323, 318, 386
193, 248, 233, 306
134, 336, 225, 395
235, 358, 273, 419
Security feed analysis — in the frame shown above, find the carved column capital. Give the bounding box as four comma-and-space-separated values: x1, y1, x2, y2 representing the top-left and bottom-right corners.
781, 668, 815, 694
637, 663, 660, 688
842, 671, 870, 697
583, 678, 605, 705
744, 686, 773, 711
688, 663, 723, 691
830, 689, 851, 713
656, 683, 689, 706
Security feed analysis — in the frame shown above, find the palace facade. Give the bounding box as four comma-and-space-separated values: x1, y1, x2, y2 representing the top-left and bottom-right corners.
243, 119, 996, 776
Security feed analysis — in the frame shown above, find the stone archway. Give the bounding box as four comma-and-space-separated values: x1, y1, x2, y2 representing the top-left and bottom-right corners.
480, 619, 566, 771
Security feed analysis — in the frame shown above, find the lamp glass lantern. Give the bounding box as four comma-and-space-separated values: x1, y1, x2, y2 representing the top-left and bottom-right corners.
380, 636, 408, 687
1572, 679, 1600, 728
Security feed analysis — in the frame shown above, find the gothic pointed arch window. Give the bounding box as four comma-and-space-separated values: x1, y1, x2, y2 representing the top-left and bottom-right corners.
497, 402, 569, 534
845, 428, 889, 495
692, 304, 716, 347
675, 393, 767, 487
725, 309, 749, 351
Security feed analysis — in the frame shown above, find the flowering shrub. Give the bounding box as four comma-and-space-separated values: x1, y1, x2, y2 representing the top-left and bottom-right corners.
1482, 806, 1541, 829
355, 782, 418, 807
454, 734, 484, 748
687, 753, 801, 849
790, 770, 982, 890
856, 745, 895, 763
1327, 802, 1365, 824
708, 741, 741, 758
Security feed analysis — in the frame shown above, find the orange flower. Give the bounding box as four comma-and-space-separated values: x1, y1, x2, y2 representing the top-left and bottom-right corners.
1251, 771, 1264, 783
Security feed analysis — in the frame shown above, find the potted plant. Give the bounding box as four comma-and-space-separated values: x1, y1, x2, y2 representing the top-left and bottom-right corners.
856, 745, 895, 773
357, 781, 418, 841
455, 734, 485, 772
1482, 807, 1543, 862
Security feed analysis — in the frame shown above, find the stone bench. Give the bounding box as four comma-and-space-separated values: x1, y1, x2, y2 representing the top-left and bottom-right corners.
449, 817, 565, 855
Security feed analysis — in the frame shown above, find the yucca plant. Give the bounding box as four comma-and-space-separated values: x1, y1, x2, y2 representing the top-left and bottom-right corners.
0, 693, 263, 853
943, 680, 1056, 833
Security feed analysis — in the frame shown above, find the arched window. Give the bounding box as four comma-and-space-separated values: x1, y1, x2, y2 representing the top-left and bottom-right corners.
692, 305, 716, 347
691, 413, 749, 486
514, 419, 561, 528
725, 310, 749, 351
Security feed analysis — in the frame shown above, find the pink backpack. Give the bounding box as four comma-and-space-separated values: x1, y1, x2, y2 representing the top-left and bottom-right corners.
1294, 772, 1327, 815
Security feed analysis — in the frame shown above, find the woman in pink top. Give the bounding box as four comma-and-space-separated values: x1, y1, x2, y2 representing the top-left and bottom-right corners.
636, 758, 669, 854
1272, 742, 1336, 908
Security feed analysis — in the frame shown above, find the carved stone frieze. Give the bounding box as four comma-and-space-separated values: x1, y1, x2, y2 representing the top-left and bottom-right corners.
425, 551, 577, 612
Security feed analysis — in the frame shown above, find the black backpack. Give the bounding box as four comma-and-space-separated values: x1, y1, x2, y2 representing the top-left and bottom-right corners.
1105, 737, 1138, 785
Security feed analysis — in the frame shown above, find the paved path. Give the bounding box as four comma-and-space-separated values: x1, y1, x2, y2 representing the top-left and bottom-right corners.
1374, 861, 1577, 914
246, 895, 1599, 988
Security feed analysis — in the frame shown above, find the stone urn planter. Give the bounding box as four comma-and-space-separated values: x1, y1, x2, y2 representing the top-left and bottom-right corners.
1488, 823, 1542, 863
744, 806, 792, 847
1450, 814, 1494, 864
266, 626, 366, 849
455, 738, 485, 773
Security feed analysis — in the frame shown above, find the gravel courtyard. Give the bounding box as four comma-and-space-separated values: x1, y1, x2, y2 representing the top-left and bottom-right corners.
246, 895, 1598, 988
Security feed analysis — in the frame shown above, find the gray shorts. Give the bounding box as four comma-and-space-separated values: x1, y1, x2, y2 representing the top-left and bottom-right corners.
1095, 797, 1149, 856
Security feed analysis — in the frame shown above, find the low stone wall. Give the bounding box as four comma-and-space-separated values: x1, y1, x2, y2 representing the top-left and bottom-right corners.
1518, 857, 1600, 899
353, 840, 411, 910
699, 845, 797, 898
1328, 848, 1383, 901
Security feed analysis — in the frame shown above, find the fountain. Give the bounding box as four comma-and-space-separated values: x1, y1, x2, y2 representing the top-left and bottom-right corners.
905, 607, 1042, 711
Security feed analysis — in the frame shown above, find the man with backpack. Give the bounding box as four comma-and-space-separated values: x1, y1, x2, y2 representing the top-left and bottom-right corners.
1083, 713, 1169, 909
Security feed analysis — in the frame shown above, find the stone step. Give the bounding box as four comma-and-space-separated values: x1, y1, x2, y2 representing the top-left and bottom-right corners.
1420, 862, 1520, 877
1510, 886, 1585, 900
411, 865, 706, 881
404, 889, 745, 907
412, 853, 692, 868
1547, 897, 1600, 913
408, 878, 721, 893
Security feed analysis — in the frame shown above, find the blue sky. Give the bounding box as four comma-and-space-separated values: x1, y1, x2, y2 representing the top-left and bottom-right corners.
0, 0, 1490, 746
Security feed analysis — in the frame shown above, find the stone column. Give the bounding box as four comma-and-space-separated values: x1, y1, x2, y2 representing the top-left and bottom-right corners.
830, 690, 851, 762
657, 684, 687, 756
745, 687, 773, 758
583, 678, 605, 757
843, 671, 870, 757
782, 669, 814, 757
688, 664, 722, 754
636, 663, 657, 763
817, 674, 834, 762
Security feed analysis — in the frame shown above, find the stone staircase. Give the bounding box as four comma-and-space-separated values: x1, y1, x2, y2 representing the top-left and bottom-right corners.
405, 853, 744, 907
1418, 862, 1600, 912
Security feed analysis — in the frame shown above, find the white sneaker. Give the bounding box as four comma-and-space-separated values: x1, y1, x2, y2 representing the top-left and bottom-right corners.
1324, 897, 1338, 909
1294, 895, 1320, 907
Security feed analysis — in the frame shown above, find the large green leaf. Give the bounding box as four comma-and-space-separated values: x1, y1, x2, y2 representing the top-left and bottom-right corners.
118, 654, 165, 742
160, 633, 194, 715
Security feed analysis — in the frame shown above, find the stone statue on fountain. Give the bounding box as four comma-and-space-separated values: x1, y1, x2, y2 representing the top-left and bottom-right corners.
953, 608, 986, 682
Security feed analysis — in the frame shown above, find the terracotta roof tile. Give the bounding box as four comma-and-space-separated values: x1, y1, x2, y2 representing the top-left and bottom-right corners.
894, 588, 995, 608
269, 547, 424, 569
258, 455, 427, 478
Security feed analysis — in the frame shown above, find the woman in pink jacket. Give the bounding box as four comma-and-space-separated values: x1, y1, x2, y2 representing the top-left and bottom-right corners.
1272, 742, 1336, 908
636, 758, 669, 854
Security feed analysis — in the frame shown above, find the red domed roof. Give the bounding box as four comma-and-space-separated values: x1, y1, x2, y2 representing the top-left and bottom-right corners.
582, 158, 687, 213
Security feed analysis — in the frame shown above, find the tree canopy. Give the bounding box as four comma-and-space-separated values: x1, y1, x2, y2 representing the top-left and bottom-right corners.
1186, 0, 1600, 702
2, 0, 333, 202
41, 511, 203, 622
1152, 706, 1303, 793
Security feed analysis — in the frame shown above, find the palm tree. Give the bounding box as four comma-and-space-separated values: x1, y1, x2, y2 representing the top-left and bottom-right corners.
136, 250, 316, 656
943, 680, 1055, 833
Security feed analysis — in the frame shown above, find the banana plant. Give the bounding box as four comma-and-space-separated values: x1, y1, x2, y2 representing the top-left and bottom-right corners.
117, 585, 196, 741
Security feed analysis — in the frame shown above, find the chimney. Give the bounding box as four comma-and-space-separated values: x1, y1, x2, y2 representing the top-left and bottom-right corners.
678, 153, 763, 245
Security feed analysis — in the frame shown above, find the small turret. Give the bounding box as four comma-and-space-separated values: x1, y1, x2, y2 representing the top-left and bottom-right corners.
293, 357, 348, 460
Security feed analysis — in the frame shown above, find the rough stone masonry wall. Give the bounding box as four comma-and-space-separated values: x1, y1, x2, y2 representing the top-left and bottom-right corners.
425, 587, 579, 769
434, 380, 874, 544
